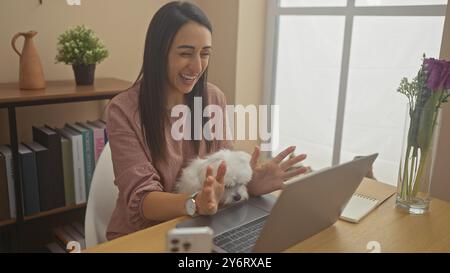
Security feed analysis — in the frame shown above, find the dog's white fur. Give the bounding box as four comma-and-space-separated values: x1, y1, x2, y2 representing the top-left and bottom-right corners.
175, 149, 253, 206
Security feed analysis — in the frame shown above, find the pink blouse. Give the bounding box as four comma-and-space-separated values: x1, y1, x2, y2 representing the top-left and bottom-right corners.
105, 82, 232, 240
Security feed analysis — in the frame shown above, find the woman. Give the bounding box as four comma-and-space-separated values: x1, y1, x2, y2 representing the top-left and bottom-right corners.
106, 1, 308, 240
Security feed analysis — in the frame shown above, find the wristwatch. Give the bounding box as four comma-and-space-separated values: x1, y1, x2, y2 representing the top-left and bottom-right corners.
185, 192, 199, 216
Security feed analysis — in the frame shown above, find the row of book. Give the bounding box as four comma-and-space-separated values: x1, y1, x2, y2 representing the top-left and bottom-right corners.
46, 221, 85, 253
0, 119, 108, 220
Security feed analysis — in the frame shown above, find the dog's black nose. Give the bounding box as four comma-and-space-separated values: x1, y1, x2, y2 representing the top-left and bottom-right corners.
233, 194, 241, 202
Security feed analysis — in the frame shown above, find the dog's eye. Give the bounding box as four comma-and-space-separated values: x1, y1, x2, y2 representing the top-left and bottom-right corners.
225, 185, 233, 190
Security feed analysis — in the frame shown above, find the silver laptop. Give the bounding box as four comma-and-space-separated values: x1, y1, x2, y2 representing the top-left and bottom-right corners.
177, 153, 378, 253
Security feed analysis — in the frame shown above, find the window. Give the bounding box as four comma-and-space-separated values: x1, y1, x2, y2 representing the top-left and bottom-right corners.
280, 0, 347, 7
265, 0, 447, 184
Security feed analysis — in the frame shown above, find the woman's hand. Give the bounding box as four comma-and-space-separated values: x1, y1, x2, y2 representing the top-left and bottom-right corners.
247, 146, 308, 196
195, 161, 227, 215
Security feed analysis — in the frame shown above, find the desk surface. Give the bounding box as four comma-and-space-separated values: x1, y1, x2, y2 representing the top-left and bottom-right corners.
85, 178, 450, 253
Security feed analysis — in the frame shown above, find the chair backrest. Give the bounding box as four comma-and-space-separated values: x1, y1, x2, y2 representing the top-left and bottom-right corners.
84, 142, 118, 248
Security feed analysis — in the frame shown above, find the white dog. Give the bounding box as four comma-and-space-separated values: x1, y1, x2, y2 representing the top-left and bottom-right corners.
175, 149, 253, 206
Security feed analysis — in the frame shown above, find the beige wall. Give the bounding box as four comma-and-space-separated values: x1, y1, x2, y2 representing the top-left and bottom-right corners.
431, 4, 450, 202
196, 0, 239, 104
198, 0, 266, 153
0, 0, 169, 143
234, 0, 266, 153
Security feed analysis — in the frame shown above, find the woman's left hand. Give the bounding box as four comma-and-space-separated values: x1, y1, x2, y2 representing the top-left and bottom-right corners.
247, 146, 308, 196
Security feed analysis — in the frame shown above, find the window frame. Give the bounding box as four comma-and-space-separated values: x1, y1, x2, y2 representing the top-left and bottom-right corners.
263, 0, 447, 165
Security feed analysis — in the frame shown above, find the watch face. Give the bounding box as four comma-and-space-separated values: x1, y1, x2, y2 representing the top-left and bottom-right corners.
186, 199, 196, 216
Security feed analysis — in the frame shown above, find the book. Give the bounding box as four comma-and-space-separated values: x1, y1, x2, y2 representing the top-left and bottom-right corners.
18, 144, 40, 216
0, 152, 10, 220
67, 123, 94, 197
57, 127, 86, 204
340, 178, 396, 223
71, 221, 84, 237
32, 126, 66, 208
24, 142, 57, 211
63, 225, 86, 249
0, 145, 16, 219
45, 242, 66, 253
78, 121, 105, 164
53, 226, 75, 252
88, 119, 108, 144
60, 135, 75, 206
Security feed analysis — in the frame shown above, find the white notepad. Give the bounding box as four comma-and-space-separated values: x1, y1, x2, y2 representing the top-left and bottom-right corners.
340, 193, 380, 223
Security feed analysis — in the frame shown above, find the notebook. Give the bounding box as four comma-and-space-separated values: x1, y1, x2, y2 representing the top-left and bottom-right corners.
339, 178, 396, 223
340, 193, 379, 223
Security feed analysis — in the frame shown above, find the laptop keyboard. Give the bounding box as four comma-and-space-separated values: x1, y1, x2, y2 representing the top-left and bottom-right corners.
213, 216, 268, 253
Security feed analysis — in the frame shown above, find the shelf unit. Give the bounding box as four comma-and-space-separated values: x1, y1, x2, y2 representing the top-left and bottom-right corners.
23, 203, 87, 222
0, 219, 16, 228
0, 77, 130, 250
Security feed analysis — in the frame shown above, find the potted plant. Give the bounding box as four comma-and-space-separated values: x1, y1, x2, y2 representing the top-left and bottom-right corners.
55, 25, 108, 85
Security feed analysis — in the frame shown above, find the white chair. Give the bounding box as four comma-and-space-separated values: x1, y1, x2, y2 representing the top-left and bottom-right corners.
84, 142, 118, 248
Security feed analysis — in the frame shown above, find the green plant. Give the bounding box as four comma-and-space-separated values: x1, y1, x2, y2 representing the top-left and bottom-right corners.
55, 25, 109, 65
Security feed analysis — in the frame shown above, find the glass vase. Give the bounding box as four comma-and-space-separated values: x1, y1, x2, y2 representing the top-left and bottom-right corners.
396, 103, 441, 214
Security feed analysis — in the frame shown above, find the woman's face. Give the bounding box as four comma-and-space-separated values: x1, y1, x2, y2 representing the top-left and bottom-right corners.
166, 21, 212, 97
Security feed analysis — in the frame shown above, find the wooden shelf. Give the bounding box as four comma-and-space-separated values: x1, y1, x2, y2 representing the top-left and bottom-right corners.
0, 218, 16, 227
0, 77, 132, 107
24, 203, 87, 222
2, 202, 86, 226
0, 77, 128, 251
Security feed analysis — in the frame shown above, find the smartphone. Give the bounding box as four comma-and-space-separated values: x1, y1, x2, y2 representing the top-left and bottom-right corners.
166, 227, 214, 253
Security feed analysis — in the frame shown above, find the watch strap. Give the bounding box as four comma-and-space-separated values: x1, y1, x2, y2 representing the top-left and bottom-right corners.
191, 191, 199, 216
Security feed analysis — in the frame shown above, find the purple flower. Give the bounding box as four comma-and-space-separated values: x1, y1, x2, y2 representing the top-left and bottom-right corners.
445, 64, 450, 89
424, 58, 450, 91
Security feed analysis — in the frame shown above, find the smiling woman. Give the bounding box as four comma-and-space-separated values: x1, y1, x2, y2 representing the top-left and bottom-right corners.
104, 1, 308, 241
167, 22, 212, 102
105, 1, 227, 241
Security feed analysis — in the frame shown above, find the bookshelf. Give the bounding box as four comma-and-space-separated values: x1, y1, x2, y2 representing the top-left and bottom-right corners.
0, 77, 131, 251
0, 218, 15, 228
23, 203, 87, 222
0, 203, 86, 228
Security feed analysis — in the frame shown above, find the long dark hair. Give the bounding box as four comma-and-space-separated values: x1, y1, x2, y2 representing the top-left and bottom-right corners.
135, 1, 212, 164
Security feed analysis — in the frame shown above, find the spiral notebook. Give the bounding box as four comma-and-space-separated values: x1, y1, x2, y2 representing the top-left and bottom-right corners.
340, 178, 396, 223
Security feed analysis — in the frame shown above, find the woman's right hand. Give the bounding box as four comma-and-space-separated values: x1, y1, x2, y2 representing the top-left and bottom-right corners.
195, 161, 227, 215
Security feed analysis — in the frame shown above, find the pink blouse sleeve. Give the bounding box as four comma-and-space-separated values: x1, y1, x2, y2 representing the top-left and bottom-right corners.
209, 84, 234, 150
106, 101, 164, 230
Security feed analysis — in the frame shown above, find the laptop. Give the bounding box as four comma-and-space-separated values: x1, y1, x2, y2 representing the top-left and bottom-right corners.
177, 153, 378, 253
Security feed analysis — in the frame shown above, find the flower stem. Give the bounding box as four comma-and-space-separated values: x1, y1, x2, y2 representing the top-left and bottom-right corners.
400, 145, 411, 199
412, 149, 428, 196
408, 148, 419, 198
414, 91, 443, 195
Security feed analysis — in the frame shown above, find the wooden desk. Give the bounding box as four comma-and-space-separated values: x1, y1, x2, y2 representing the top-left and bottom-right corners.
84, 179, 450, 253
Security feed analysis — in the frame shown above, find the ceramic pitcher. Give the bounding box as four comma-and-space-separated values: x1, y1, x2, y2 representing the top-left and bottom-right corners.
11, 31, 46, 90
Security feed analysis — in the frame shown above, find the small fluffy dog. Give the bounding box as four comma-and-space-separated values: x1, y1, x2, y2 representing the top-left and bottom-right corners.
175, 149, 252, 206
